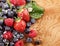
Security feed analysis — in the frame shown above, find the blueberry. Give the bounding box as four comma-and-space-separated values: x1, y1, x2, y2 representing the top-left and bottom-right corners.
31, 18, 36, 24
4, 26, 10, 31
12, 30, 18, 35
25, 28, 30, 34
7, 10, 14, 18
9, 42, 14, 46
13, 37, 18, 42
2, 15, 7, 19
26, 22, 31, 28
26, 0, 31, 3
1, 0, 6, 3
16, 34, 20, 39
26, 38, 32, 43
0, 43, 4, 46
2, 3, 9, 9
34, 40, 41, 45
19, 33, 24, 39
0, 17, 4, 25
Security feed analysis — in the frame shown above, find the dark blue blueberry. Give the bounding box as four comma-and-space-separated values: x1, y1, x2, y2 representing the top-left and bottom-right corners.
4, 26, 10, 31
13, 37, 18, 42
2, 3, 9, 9
26, 37, 32, 43
9, 42, 14, 46
34, 40, 41, 45
2, 15, 7, 19
7, 10, 14, 18
26, 22, 31, 28
26, 0, 31, 3
1, 0, 6, 3
0, 13, 2, 17
12, 30, 18, 35
19, 33, 24, 39
0, 43, 4, 46
25, 28, 30, 34
16, 34, 20, 39
0, 17, 4, 25
31, 18, 36, 24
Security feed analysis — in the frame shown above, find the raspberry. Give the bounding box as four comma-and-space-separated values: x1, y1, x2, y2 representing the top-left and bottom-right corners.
28, 30, 37, 38
14, 40, 24, 46
4, 18, 14, 27
3, 31, 13, 40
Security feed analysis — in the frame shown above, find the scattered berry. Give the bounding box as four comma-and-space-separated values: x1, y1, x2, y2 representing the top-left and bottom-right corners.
3, 31, 13, 40
25, 28, 30, 34
4, 18, 14, 27
14, 40, 24, 46
28, 30, 37, 38
34, 40, 41, 45
26, 37, 32, 43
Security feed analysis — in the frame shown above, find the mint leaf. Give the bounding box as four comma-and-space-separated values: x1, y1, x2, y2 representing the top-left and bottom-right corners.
25, 1, 44, 19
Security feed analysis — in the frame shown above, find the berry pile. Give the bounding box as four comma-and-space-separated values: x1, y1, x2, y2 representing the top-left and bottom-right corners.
0, 0, 44, 46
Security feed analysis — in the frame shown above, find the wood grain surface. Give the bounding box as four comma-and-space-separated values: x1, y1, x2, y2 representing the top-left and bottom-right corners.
25, 0, 60, 46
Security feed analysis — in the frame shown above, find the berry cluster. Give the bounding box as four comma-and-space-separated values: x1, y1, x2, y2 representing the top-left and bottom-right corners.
0, 0, 42, 46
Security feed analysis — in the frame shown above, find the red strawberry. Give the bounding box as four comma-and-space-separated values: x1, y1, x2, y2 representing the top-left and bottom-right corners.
4, 18, 14, 27
14, 40, 24, 46
3, 31, 13, 40
17, 8, 30, 22
10, 0, 26, 6
28, 30, 37, 38
14, 17, 26, 32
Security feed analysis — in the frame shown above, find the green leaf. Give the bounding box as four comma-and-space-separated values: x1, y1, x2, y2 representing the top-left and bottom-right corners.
25, 1, 44, 19
30, 12, 43, 19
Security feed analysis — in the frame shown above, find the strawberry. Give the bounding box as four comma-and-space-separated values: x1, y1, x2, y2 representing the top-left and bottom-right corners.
4, 18, 14, 27
14, 17, 26, 32
28, 30, 37, 38
3, 31, 13, 40
17, 8, 30, 22
10, 0, 26, 6
14, 40, 24, 46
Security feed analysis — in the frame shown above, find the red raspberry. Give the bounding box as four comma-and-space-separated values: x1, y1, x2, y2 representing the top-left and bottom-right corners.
14, 40, 24, 46
4, 18, 14, 27
10, 0, 26, 6
3, 31, 13, 40
28, 30, 37, 38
